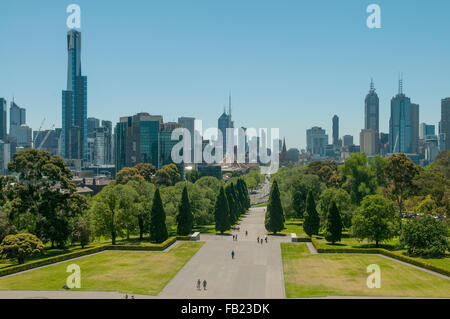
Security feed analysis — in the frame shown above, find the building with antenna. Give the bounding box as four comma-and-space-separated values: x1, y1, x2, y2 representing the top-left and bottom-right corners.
218, 92, 234, 157
389, 77, 418, 154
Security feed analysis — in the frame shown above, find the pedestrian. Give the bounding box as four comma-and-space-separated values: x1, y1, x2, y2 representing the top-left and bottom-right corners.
203, 280, 207, 290
236, 234, 238, 241
257, 236, 260, 243
260, 239, 263, 245
125, 294, 128, 299
245, 230, 248, 236
197, 279, 201, 290
131, 295, 135, 299
231, 250, 235, 259
265, 236, 267, 243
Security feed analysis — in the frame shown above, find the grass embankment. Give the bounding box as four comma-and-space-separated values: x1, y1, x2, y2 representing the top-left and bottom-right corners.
0, 241, 203, 296
281, 243, 450, 298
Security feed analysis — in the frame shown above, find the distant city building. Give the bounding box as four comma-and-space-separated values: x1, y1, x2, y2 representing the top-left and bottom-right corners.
62, 29, 88, 161
12, 125, 32, 147
342, 135, 354, 147
441, 97, 450, 149
160, 122, 182, 166
0, 140, 10, 175
306, 126, 328, 156
115, 112, 161, 172
287, 148, 300, 163
87, 117, 100, 138
411, 103, 419, 153
279, 138, 289, 164
424, 135, 439, 164
33, 128, 62, 155
419, 123, 436, 140
102, 120, 113, 165
379, 132, 389, 155
360, 129, 378, 156
218, 94, 234, 158
332, 115, 339, 146
365, 79, 379, 131
389, 79, 417, 154
10, 100, 26, 132
178, 117, 195, 163
0, 98, 6, 141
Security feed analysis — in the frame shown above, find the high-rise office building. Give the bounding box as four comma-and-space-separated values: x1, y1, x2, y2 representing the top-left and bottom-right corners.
115, 112, 161, 172
342, 135, 354, 147
218, 93, 234, 157
411, 103, 419, 153
178, 117, 195, 163
441, 98, 450, 150
0, 140, 10, 175
10, 101, 26, 130
102, 120, 113, 165
160, 122, 182, 166
87, 117, 100, 138
365, 79, 379, 131
0, 98, 6, 141
62, 29, 87, 161
33, 128, 62, 156
306, 126, 328, 156
360, 129, 378, 156
332, 115, 339, 146
389, 79, 416, 154
419, 123, 436, 140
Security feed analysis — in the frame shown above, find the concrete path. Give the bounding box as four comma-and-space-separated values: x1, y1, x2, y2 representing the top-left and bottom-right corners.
158, 207, 290, 299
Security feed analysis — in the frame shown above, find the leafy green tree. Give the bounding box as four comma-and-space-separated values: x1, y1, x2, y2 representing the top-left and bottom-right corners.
176, 186, 194, 236
0, 233, 44, 264
115, 167, 145, 184
352, 194, 398, 247
7, 149, 83, 248
150, 188, 168, 243
307, 161, 339, 188
185, 169, 201, 183
383, 153, 419, 223
265, 180, 284, 234
71, 218, 92, 249
370, 155, 388, 187
339, 153, 377, 205
303, 191, 320, 236
154, 169, 171, 187
292, 190, 305, 218
214, 186, 230, 234
127, 180, 155, 239
0, 210, 17, 243
162, 163, 181, 186
91, 184, 136, 245
400, 216, 448, 257
324, 200, 343, 244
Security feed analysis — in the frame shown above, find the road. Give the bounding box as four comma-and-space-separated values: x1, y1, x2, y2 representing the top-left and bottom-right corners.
158, 206, 290, 299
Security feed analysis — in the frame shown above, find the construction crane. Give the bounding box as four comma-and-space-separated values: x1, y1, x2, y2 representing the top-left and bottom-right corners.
37, 124, 55, 150
32, 118, 46, 148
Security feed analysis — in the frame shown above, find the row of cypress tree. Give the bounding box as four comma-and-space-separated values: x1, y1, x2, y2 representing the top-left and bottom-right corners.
264, 181, 343, 243
214, 178, 251, 234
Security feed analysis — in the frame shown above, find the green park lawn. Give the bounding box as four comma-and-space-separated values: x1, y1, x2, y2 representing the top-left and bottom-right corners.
0, 241, 203, 296
281, 243, 450, 298
281, 218, 305, 235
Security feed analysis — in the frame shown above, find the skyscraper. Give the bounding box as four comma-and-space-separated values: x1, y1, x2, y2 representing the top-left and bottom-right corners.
419, 123, 436, 139
365, 79, 379, 131
62, 29, 87, 161
306, 127, 328, 156
218, 93, 234, 157
389, 79, 415, 154
411, 103, 419, 153
9, 101, 29, 146
441, 97, 450, 150
0, 98, 6, 141
10, 101, 26, 129
115, 112, 161, 172
178, 117, 195, 163
360, 129, 378, 156
332, 115, 339, 146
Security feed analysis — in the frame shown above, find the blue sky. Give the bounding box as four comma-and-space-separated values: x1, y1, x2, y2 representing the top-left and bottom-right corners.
0, 0, 449, 149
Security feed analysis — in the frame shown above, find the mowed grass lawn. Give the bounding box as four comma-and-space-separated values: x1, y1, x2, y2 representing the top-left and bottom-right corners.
281, 243, 450, 298
0, 241, 203, 296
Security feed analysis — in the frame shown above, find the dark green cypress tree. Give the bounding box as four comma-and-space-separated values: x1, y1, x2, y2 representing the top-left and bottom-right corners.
150, 188, 169, 243
264, 180, 284, 234
303, 190, 320, 237
214, 186, 231, 234
225, 184, 237, 225
240, 178, 251, 210
230, 183, 242, 218
324, 200, 343, 244
176, 186, 194, 236
234, 181, 245, 216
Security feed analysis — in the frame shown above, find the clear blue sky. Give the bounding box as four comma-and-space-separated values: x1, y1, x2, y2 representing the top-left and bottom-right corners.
1, 0, 449, 149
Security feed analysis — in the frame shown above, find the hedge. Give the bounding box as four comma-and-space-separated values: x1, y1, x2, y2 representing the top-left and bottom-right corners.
0, 237, 179, 278
310, 237, 450, 277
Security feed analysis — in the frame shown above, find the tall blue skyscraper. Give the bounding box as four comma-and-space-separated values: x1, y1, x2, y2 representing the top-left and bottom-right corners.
0, 98, 6, 141
389, 79, 416, 154
62, 29, 87, 161
218, 93, 233, 156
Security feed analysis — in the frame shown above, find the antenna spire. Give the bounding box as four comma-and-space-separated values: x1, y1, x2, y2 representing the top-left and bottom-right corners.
228, 90, 232, 117
370, 78, 375, 92
398, 73, 403, 94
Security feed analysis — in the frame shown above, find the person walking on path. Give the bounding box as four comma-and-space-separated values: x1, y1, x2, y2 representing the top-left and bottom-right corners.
197, 279, 201, 290
231, 250, 235, 259
257, 236, 260, 243
245, 230, 248, 236
265, 236, 268, 243
203, 280, 207, 290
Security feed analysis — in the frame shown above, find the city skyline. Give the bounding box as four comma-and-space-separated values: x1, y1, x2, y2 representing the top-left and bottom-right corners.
1, 0, 450, 150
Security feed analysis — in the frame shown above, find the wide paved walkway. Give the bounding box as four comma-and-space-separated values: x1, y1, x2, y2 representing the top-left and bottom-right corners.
158, 207, 290, 299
